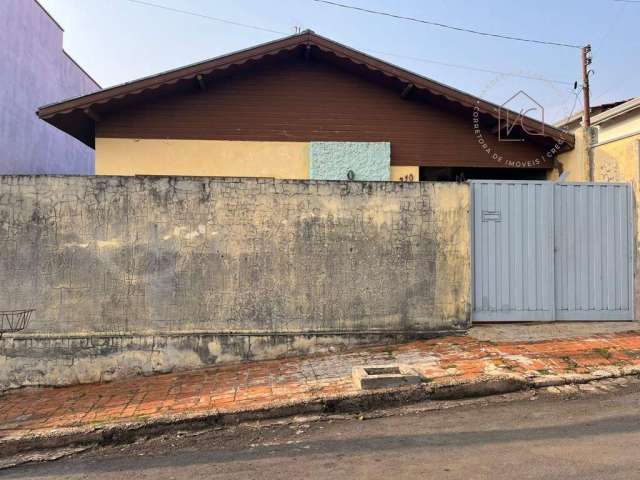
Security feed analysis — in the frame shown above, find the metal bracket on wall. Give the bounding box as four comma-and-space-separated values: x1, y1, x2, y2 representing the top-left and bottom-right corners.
0, 309, 34, 339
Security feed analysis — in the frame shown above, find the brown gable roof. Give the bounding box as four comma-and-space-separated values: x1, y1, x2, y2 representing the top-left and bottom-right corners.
38, 30, 574, 149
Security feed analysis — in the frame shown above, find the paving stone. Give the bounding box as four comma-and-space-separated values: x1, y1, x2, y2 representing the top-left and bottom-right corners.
2, 332, 640, 440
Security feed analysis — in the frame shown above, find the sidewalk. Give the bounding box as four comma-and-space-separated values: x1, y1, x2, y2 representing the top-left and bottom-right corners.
3, 330, 640, 454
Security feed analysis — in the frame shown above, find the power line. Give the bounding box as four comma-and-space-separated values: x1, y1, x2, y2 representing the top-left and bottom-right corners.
120, 0, 575, 86
365, 49, 575, 86
311, 0, 583, 49
565, 89, 583, 122
612, 0, 640, 3
593, 76, 634, 102
124, 0, 288, 35
596, 1, 624, 47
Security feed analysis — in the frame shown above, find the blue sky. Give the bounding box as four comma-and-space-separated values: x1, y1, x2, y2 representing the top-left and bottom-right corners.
39, 0, 638, 122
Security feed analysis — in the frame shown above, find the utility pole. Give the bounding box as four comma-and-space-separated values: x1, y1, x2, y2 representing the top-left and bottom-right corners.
582, 44, 593, 180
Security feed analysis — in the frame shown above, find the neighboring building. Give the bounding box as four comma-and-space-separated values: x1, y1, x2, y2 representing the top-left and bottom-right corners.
555, 98, 636, 181
589, 98, 640, 184
0, 0, 99, 174
38, 31, 573, 181
557, 97, 640, 183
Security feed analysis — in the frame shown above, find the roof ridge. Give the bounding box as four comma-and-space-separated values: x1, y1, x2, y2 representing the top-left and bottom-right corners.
37, 31, 574, 149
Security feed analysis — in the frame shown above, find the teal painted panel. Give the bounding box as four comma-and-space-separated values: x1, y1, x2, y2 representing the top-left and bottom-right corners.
309, 142, 390, 181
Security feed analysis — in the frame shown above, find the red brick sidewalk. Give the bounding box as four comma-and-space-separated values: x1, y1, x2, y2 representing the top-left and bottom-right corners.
2, 332, 640, 442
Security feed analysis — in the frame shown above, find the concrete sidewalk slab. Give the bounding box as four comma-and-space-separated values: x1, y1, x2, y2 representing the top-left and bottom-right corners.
2, 330, 640, 457
469, 322, 640, 342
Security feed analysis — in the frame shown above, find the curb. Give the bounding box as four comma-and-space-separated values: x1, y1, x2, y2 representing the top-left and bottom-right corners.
0, 386, 430, 459
3, 366, 640, 462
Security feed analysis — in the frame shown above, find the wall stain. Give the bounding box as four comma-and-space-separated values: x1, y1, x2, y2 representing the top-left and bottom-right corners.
0, 176, 470, 389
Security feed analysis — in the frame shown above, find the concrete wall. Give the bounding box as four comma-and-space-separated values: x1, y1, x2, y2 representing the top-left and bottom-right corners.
0, 0, 99, 174
0, 176, 470, 389
555, 128, 589, 182
309, 142, 390, 180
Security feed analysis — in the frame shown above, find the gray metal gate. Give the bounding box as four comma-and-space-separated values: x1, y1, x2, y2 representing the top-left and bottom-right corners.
471, 181, 634, 321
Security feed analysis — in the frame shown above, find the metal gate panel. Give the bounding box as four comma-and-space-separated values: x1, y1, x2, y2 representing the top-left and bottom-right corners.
471, 181, 555, 321
554, 183, 634, 320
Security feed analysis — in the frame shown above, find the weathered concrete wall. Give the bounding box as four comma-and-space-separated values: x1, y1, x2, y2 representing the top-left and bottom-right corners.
310, 142, 391, 180
0, 332, 437, 390
0, 176, 470, 389
555, 128, 589, 182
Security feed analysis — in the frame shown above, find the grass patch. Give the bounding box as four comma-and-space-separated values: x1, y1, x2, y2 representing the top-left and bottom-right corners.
560, 356, 578, 369
593, 348, 612, 359
383, 346, 395, 357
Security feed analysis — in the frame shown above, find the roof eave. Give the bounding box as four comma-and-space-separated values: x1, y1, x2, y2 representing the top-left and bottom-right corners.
592, 97, 640, 126
38, 30, 574, 149
38, 31, 310, 119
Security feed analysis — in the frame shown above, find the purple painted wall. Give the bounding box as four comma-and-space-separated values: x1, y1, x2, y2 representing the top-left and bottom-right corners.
0, 0, 99, 174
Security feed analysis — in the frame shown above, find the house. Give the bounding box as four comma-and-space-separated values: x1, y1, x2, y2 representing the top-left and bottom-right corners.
557, 97, 640, 184
0, 0, 100, 174
38, 31, 573, 181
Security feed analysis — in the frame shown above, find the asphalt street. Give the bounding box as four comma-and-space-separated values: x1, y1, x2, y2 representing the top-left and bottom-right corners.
4, 380, 640, 480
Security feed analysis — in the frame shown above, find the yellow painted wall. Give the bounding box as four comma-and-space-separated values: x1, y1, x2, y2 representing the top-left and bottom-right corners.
390, 166, 419, 182
558, 111, 640, 182
96, 138, 310, 179
556, 128, 589, 181
96, 138, 418, 182
593, 134, 640, 183
597, 113, 640, 143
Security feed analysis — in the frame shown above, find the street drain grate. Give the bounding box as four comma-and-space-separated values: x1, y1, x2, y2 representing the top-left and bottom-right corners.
364, 366, 401, 375
352, 364, 421, 390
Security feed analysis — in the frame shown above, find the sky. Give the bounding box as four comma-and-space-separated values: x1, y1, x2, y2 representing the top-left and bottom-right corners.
38, 0, 639, 123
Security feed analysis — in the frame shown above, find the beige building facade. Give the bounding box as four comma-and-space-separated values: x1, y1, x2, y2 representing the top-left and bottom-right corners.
557, 98, 640, 183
